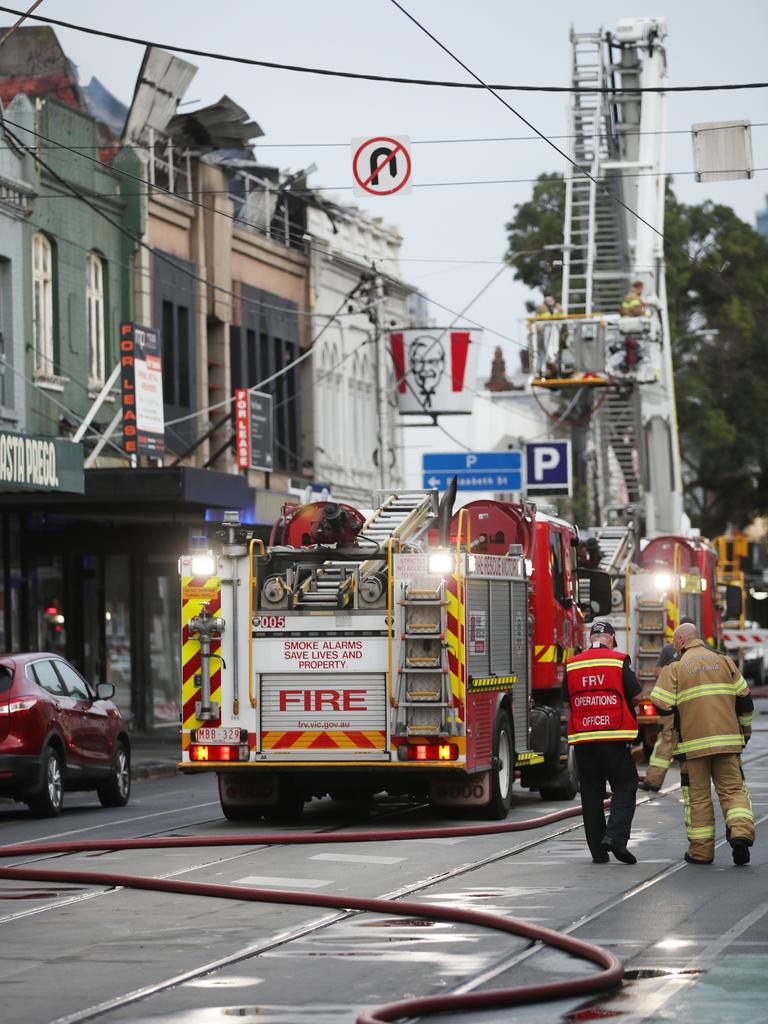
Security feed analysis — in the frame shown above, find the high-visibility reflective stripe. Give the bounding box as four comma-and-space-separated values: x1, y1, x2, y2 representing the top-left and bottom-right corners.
566, 658, 624, 670
650, 685, 676, 706
686, 825, 716, 838
734, 676, 749, 695
738, 714, 753, 726
568, 729, 638, 743
675, 733, 744, 754
649, 754, 671, 769
725, 807, 754, 823
676, 683, 741, 703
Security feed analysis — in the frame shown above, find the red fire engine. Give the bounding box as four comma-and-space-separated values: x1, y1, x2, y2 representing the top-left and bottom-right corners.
179, 491, 610, 820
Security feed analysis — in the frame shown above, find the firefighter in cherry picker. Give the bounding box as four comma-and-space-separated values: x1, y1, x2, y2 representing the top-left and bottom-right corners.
650, 621, 755, 866
565, 621, 643, 864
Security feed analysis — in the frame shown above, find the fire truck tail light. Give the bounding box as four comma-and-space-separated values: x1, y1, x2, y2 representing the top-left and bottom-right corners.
190, 744, 249, 762
639, 701, 656, 717
403, 743, 458, 762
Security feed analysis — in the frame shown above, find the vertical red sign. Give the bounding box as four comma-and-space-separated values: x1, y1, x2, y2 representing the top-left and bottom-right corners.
120, 322, 137, 454
234, 388, 250, 469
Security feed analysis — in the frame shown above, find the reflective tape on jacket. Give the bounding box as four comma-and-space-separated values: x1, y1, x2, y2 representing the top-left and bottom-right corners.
676, 682, 744, 704
568, 728, 639, 743
650, 683, 676, 708
675, 733, 745, 755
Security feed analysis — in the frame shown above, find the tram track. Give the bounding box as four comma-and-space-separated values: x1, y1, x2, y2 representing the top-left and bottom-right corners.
3, 748, 766, 1024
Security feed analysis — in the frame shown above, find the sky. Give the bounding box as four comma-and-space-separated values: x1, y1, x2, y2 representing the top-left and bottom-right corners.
20, 0, 768, 486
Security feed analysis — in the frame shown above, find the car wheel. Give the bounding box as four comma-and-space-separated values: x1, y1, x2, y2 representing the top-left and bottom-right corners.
28, 746, 64, 818
484, 710, 515, 820
97, 740, 131, 808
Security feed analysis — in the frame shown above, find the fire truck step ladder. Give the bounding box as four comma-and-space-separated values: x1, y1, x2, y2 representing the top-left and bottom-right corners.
595, 525, 635, 574
396, 578, 453, 737
635, 598, 666, 685
294, 561, 356, 608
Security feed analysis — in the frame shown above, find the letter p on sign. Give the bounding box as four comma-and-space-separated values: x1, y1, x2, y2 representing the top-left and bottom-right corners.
526, 440, 571, 496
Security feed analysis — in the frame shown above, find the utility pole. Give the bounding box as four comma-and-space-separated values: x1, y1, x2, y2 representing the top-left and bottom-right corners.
367, 268, 390, 489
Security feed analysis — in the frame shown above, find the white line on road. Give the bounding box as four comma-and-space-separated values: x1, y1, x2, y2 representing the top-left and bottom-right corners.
309, 853, 405, 865
234, 875, 333, 888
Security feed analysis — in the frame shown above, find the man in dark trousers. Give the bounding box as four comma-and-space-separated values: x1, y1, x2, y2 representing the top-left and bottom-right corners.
565, 621, 642, 864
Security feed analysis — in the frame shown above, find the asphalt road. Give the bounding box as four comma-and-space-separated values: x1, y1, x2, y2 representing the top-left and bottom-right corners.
1, 727, 767, 1024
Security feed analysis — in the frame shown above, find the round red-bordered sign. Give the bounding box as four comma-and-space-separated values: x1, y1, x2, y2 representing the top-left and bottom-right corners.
352, 136, 412, 196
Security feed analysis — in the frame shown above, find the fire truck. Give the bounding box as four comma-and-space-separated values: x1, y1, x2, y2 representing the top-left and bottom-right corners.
178, 491, 610, 820
594, 531, 722, 755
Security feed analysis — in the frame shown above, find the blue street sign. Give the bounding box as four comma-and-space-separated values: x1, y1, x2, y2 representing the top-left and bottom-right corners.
423, 471, 523, 492
423, 450, 522, 473
526, 440, 571, 495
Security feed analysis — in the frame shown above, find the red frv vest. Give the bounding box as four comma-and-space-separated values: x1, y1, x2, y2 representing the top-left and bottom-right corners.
566, 647, 637, 744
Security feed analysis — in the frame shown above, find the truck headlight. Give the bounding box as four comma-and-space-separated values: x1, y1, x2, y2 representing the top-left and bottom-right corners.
191, 554, 216, 577
653, 572, 673, 591
428, 552, 453, 575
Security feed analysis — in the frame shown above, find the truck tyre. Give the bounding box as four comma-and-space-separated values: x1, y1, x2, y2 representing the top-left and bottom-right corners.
28, 746, 64, 818
484, 710, 514, 819
539, 745, 579, 801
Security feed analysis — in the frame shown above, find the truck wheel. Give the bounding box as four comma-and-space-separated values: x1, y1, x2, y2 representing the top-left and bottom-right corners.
539, 746, 579, 801
484, 710, 514, 820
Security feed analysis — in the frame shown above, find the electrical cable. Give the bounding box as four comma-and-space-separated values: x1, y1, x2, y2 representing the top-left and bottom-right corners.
388, 0, 665, 242
4, 121, 765, 152
17, 167, 768, 198
0, 0, 44, 47
0, 5, 764, 95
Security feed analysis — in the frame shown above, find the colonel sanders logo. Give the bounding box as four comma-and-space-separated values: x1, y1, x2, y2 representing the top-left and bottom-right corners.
408, 335, 446, 410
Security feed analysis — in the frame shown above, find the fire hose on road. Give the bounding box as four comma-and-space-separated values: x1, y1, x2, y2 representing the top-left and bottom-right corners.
0, 802, 624, 1023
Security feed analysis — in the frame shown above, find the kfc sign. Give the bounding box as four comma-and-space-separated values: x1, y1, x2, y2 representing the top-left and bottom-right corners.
389, 328, 480, 415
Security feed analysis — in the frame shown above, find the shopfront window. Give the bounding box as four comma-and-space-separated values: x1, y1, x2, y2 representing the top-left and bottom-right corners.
147, 559, 180, 727
37, 555, 66, 656
105, 555, 131, 719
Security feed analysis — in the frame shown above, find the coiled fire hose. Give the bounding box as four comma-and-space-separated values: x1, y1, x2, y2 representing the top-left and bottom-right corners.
0, 802, 624, 1023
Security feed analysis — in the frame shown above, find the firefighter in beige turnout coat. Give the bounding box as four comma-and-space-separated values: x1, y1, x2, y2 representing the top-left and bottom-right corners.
650, 622, 754, 865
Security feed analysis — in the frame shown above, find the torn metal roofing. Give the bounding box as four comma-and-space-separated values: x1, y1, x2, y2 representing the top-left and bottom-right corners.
166, 95, 263, 150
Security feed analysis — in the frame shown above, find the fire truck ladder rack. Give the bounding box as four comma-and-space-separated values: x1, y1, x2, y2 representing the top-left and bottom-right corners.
595, 524, 636, 574
396, 578, 454, 738
634, 598, 666, 686
294, 491, 438, 610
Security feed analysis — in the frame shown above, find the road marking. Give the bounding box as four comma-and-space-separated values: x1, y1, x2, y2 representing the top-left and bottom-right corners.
234, 875, 332, 888
309, 853, 405, 865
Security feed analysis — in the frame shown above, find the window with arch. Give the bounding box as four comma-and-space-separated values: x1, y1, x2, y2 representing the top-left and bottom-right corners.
86, 252, 106, 388
32, 232, 54, 376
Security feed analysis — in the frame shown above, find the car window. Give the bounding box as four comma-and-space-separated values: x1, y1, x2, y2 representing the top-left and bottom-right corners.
0, 665, 13, 693
53, 661, 94, 701
31, 660, 67, 697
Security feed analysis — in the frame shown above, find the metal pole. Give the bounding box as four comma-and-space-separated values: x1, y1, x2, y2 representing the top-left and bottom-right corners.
72, 362, 121, 444
373, 273, 389, 489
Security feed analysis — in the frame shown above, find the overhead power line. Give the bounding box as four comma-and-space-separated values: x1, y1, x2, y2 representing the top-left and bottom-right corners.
389, 0, 665, 242
0, 6, 766, 94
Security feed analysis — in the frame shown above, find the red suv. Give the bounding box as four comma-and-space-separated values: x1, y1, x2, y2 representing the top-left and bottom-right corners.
0, 653, 131, 817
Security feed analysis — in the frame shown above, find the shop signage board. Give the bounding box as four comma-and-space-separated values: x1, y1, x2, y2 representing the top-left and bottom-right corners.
0, 429, 84, 493
390, 328, 480, 415
119, 322, 165, 457
234, 388, 274, 472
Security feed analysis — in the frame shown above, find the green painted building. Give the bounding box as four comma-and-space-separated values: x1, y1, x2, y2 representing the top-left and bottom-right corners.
16, 96, 142, 441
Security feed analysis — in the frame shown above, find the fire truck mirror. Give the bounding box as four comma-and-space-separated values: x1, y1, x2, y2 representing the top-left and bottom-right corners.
577, 569, 613, 619
725, 584, 743, 620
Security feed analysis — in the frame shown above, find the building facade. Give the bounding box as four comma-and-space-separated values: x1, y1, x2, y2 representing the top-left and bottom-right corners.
307, 203, 415, 502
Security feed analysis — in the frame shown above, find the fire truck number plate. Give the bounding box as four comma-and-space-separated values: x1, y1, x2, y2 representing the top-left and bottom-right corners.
195, 727, 242, 743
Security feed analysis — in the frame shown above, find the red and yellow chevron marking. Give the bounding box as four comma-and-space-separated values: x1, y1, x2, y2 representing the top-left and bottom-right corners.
665, 598, 678, 642
261, 730, 386, 751
445, 573, 465, 722
181, 575, 222, 734
534, 644, 557, 663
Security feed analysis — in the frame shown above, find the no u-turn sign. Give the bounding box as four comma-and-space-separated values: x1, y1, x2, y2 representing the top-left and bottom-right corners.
352, 135, 412, 196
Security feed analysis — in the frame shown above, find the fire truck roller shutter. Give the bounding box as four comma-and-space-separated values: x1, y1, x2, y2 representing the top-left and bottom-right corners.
511, 579, 530, 755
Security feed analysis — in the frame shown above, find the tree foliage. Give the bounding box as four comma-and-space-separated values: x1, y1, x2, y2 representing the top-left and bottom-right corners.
504, 174, 768, 533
